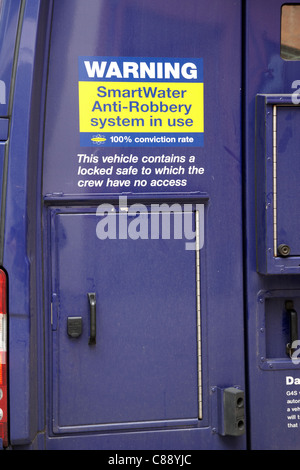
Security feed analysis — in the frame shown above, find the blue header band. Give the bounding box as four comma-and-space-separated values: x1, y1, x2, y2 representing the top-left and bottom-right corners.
79, 57, 203, 83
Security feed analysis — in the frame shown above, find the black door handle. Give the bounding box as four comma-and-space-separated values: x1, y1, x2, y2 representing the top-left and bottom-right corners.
286, 300, 298, 358
88, 293, 96, 345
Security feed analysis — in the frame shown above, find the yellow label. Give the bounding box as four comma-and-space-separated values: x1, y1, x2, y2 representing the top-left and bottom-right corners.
78, 81, 204, 134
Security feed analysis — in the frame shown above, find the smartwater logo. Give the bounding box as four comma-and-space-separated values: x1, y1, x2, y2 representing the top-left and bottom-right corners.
95, 197, 204, 251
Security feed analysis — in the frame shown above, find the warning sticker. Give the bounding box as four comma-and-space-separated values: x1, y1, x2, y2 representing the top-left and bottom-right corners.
78, 57, 204, 147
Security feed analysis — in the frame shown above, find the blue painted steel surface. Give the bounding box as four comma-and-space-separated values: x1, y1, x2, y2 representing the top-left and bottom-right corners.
41, 0, 245, 450
51, 209, 199, 431
0, 0, 21, 117
0, 0, 280, 450
1, 0, 52, 446
245, 0, 300, 450
255, 94, 300, 274
276, 106, 300, 255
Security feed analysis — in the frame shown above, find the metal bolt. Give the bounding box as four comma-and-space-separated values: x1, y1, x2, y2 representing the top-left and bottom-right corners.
278, 244, 291, 257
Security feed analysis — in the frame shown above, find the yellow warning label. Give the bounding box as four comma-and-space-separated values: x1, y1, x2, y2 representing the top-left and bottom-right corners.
78, 81, 204, 134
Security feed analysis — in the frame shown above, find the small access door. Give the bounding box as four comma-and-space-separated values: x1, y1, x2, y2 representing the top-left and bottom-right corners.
50, 207, 201, 435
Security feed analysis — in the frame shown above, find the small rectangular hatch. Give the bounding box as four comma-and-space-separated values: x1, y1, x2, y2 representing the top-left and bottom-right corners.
256, 95, 300, 273
50, 205, 203, 434
276, 105, 300, 257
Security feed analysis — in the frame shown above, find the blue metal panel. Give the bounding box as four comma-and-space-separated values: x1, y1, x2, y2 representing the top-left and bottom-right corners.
42, 0, 245, 450
276, 106, 300, 255
43, 0, 242, 199
0, 118, 8, 140
45, 427, 245, 451
6, 0, 300, 450
3, 0, 39, 443
0, 0, 22, 117
245, 0, 300, 450
255, 94, 300, 274
51, 208, 199, 432
2, 0, 53, 445
0, 0, 246, 450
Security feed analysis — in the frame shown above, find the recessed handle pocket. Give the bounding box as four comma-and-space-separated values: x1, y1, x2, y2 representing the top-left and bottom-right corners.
286, 300, 298, 358
88, 293, 96, 345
